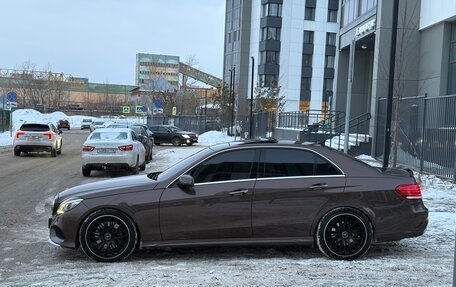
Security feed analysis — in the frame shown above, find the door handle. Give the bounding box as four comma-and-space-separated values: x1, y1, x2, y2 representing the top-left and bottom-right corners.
309, 183, 328, 190
229, 189, 249, 196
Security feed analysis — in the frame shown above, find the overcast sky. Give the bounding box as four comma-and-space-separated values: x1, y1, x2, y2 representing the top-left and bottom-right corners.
0, 0, 225, 85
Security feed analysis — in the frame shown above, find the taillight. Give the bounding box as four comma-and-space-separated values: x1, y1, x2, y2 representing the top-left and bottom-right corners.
42, 131, 54, 140
118, 145, 133, 151
82, 145, 95, 152
395, 183, 422, 200
15, 130, 25, 139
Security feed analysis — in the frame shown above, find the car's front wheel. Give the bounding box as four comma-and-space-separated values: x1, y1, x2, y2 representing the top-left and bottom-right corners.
79, 209, 138, 262
316, 207, 372, 260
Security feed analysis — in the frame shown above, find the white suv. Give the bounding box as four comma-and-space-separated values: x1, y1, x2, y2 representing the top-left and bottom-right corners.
13, 122, 63, 157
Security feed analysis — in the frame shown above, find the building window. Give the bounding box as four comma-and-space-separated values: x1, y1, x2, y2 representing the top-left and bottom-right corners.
328, 9, 338, 22
304, 31, 314, 44
302, 54, 313, 67
261, 27, 281, 41
261, 75, 278, 87
305, 7, 316, 21
262, 3, 283, 17
342, 0, 356, 27
449, 22, 456, 94
325, 56, 335, 68
260, 51, 280, 65
326, 33, 337, 46
301, 77, 311, 92
359, 0, 376, 16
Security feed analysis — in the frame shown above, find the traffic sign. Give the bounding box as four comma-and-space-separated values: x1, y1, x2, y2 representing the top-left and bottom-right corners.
155, 99, 163, 108
6, 91, 17, 102
172, 106, 177, 115
122, 106, 130, 114
135, 105, 146, 114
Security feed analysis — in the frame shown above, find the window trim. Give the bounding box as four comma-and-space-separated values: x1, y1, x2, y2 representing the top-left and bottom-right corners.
166, 146, 345, 188
257, 146, 345, 178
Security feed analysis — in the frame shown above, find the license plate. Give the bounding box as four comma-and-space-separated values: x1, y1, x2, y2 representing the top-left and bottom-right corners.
27, 136, 40, 141
97, 148, 116, 154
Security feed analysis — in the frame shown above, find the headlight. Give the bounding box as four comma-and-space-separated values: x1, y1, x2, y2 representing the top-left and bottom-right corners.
182, 134, 190, 139
56, 198, 83, 215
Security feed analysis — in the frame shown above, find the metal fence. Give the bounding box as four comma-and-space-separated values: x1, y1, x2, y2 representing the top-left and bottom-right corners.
1, 110, 11, 132
277, 110, 345, 129
240, 112, 276, 139
147, 115, 221, 135
376, 94, 456, 181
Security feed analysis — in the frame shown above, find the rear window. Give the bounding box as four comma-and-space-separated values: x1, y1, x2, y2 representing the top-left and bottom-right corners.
82, 119, 92, 122
90, 132, 128, 141
20, 124, 49, 132
93, 121, 104, 125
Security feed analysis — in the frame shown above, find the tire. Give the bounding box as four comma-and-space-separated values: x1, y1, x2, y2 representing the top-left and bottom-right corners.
14, 150, 21, 157
82, 166, 91, 177
139, 162, 146, 171
51, 148, 57, 157
171, 137, 181, 146
316, 207, 372, 260
79, 209, 138, 262
186, 142, 193, 146
131, 158, 139, 175
57, 141, 62, 155
154, 143, 160, 146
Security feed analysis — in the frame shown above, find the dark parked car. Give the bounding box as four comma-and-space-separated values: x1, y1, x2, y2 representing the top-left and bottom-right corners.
150, 125, 198, 146
106, 123, 154, 163
57, 119, 70, 130
48, 139, 428, 262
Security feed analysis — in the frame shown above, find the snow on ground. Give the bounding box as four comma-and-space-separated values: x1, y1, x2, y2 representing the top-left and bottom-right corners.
198, 130, 236, 145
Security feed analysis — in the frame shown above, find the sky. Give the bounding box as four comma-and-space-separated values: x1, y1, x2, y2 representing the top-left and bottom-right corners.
0, 0, 225, 85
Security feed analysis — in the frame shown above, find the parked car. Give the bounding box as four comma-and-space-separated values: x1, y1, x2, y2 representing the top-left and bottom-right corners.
81, 119, 92, 130
80, 128, 146, 177
49, 139, 428, 262
57, 119, 70, 130
150, 125, 198, 146
90, 121, 106, 132
14, 122, 63, 157
106, 123, 154, 163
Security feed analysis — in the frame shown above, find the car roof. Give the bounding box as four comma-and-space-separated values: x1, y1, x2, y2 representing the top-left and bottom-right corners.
91, 127, 132, 132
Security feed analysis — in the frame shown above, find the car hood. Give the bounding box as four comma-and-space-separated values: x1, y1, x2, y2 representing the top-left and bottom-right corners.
57, 175, 159, 201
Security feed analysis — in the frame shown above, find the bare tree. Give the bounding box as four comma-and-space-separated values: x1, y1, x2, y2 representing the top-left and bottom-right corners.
253, 80, 285, 113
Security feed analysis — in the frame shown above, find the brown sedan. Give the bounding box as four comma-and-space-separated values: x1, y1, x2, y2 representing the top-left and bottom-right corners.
48, 140, 428, 262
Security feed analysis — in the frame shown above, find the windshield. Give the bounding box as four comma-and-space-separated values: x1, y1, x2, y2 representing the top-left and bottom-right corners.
153, 146, 213, 181
90, 131, 128, 141
93, 122, 104, 125
168, 126, 182, 132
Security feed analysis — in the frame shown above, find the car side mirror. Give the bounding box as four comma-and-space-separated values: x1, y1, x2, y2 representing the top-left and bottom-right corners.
58, 129, 63, 134
167, 130, 171, 134
178, 175, 194, 188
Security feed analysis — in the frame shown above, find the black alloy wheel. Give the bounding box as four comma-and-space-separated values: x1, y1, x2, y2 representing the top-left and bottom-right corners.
51, 148, 57, 157
171, 137, 181, 146
82, 166, 91, 177
79, 209, 137, 262
316, 207, 372, 260
14, 150, 21, 156
131, 157, 139, 175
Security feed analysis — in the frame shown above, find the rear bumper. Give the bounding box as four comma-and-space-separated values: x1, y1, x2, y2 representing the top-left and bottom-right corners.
374, 202, 429, 242
82, 153, 136, 168
14, 142, 54, 152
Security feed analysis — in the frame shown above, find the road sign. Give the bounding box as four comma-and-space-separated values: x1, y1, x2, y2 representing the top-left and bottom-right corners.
6, 91, 17, 102
172, 106, 177, 116
122, 106, 130, 114
155, 99, 163, 108
135, 105, 146, 114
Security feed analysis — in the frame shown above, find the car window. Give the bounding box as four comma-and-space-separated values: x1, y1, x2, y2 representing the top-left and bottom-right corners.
169, 126, 181, 132
150, 126, 158, 132
90, 132, 128, 141
20, 124, 50, 132
158, 126, 168, 132
131, 131, 138, 140
260, 148, 341, 178
187, 149, 255, 183
131, 126, 143, 135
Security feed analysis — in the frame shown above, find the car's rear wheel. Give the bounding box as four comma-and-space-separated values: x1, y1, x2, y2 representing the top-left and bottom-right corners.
51, 148, 57, 157
14, 150, 21, 157
186, 142, 193, 146
316, 207, 372, 260
154, 142, 160, 146
82, 166, 91, 177
131, 158, 139, 175
57, 141, 62, 155
171, 137, 181, 146
79, 209, 138, 262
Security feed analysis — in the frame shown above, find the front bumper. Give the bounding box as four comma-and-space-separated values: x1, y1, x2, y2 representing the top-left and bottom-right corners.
48, 202, 90, 249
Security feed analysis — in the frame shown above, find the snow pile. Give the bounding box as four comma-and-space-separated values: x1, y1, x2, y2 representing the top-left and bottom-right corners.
0, 132, 13, 146
198, 130, 235, 145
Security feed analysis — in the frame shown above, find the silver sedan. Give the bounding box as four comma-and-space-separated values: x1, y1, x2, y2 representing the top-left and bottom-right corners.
81, 128, 146, 176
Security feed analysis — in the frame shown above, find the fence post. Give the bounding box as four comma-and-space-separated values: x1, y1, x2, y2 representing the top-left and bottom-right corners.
419, 94, 427, 172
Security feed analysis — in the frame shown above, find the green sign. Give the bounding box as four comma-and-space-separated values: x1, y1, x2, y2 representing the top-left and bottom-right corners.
172, 106, 177, 116
122, 106, 130, 114
135, 106, 144, 114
